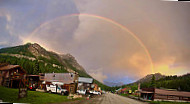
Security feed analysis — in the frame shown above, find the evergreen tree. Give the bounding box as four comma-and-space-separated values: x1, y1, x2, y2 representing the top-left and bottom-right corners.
150, 75, 156, 88
33, 60, 40, 74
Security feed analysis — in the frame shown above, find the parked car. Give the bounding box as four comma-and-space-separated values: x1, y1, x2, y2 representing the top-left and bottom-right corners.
89, 90, 93, 94
77, 90, 86, 95
46, 84, 68, 95
92, 91, 101, 95
102, 90, 106, 94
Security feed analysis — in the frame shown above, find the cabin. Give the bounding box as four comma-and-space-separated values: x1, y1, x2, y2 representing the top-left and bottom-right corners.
140, 88, 190, 101
0, 63, 26, 88
77, 77, 93, 91
42, 73, 79, 94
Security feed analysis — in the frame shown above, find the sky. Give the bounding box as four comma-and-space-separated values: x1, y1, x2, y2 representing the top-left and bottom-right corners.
0, 0, 190, 84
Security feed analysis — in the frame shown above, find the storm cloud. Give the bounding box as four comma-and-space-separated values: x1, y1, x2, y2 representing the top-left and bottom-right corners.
0, 0, 190, 84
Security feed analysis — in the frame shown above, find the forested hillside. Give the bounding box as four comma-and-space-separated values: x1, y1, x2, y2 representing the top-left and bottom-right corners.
0, 43, 109, 90
109, 73, 190, 92
141, 74, 190, 92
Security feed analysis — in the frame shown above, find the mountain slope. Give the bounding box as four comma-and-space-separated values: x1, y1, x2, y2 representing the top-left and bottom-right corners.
136, 73, 166, 84
0, 43, 86, 73
140, 73, 190, 92
118, 73, 165, 90
104, 81, 124, 87
0, 43, 109, 89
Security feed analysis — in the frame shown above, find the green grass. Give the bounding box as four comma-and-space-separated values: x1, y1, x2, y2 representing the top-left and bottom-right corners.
120, 93, 129, 97
0, 86, 82, 104
149, 101, 190, 104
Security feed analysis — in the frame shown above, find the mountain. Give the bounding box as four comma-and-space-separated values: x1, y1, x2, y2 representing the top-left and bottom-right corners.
140, 73, 190, 92
104, 81, 124, 87
135, 73, 165, 84
119, 73, 166, 89
0, 43, 109, 89
0, 43, 86, 74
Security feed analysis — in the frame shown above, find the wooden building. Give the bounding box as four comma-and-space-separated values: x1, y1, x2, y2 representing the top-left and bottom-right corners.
42, 73, 79, 94
140, 88, 154, 100
0, 63, 26, 88
77, 77, 93, 91
140, 88, 190, 101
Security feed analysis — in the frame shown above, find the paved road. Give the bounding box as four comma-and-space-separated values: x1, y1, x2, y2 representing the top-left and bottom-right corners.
97, 93, 147, 104
85, 93, 147, 104
60, 93, 148, 104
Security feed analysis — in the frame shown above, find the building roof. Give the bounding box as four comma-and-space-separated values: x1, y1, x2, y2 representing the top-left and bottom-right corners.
121, 88, 127, 92
141, 88, 190, 97
155, 88, 190, 98
0, 65, 19, 71
116, 88, 122, 92
44, 73, 76, 84
0, 64, 26, 73
78, 77, 93, 83
27, 75, 40, 77
140, 90, 154, 94
0, 63, 9, 67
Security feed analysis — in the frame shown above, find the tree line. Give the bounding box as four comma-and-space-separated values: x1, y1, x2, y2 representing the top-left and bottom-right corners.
141, 74, 190, 92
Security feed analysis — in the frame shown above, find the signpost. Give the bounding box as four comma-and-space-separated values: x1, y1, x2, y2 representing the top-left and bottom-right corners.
19, 87, 27, 98
18, 79, 27, 99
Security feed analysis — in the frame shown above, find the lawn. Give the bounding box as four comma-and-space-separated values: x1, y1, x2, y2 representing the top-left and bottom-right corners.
120, 93, 129, 97
0, 86, 82, 104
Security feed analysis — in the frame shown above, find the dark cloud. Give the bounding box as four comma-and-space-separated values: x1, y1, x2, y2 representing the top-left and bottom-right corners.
0, 0, 190, 83
0, 0, 79, 45
0, 15, 21, 47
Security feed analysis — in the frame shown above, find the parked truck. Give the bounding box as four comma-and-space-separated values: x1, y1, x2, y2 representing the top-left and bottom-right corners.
46, 83, 68, 95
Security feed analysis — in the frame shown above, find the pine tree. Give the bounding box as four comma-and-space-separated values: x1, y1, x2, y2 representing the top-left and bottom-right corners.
150, 75, 156, 88
33, 61, 40, 74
